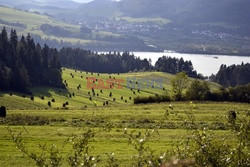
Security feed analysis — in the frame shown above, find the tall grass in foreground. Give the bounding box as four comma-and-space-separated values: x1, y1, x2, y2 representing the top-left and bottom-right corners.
6, 105, 250, 167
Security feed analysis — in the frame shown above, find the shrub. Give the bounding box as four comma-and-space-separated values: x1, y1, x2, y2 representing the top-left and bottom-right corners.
30, 96, 34, 101
134, 95, 171, 104
52, 98, 55, 103
186, 80, 210, 101
48, 101, 51, 107
65, 101, 69, 105
41, 96, 44, 100
89, 97, 92, 101
0, 106, 6, 118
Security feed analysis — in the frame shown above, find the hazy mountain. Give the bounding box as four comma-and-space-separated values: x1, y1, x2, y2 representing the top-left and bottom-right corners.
1, 0, 249, 54
117, 0, 250, 26
77, 0, 119, 17
2, 0, 249, 26
0, 0, 82, 9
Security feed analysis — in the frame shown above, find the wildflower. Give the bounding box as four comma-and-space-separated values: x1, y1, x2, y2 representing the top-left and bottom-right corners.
159, 153, 166, 159
169, 104, 173, 110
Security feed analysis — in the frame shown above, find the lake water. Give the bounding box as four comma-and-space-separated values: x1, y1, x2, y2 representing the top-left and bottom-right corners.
133, 52, 250, 76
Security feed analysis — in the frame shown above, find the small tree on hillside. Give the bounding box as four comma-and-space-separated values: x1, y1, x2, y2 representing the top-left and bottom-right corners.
186, 80, 210, 101
171, 72, 189, 101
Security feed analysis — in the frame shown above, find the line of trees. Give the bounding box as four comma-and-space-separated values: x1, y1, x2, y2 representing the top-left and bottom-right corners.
172, 72, 250, 103
40, 24, 72, 37
0, 27, 65, 93
134, 72, 250, 104
155, 56, 203, 79
211, 63, 250, 87
58, 48, 152, 73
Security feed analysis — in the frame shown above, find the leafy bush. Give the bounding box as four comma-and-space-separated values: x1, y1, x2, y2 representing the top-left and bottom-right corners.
186, 80, 210, 101
134, 95, 171, 104
206, 84, 250, 103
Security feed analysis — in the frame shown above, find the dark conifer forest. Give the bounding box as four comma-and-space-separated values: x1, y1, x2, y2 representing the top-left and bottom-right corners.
0, 27, 64, 93
155, 56, 203, 79
58, 48, 151, 73
211, 63, 250, 87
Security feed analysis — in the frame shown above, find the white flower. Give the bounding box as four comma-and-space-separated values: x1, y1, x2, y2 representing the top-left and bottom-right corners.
139, 139, 144, 143
169, 104, 173, 110
159, 153, 166, 159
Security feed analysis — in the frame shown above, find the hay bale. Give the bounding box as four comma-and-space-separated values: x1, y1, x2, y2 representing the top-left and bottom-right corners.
0, 106, 6, 118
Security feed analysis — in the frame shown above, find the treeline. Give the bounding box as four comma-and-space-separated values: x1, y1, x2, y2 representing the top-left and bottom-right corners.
211, 63, 250, 87
134, 72, 250, 104
0, 27, 64, 93
58, 48, 151, 73
186, 79, 250, 103
155, 56, 203, 79
40, 24, 72, 37
0, 19, 26, 28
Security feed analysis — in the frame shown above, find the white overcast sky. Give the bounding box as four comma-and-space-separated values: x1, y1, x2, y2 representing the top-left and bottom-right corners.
72, 0, 120, 3
72, 0, 93, 3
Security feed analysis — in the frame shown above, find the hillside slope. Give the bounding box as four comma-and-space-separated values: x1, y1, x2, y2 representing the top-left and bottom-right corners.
0, 68, 220, 110
118, 0, 250, 25
0, 6, 149, 51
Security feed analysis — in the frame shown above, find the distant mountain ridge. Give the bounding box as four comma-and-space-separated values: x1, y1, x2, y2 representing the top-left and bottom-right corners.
1, 0, 250, 27
0, 0, 82, 9
117, 0, 250, 26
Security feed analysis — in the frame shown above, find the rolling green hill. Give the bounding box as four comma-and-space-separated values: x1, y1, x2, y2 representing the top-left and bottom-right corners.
0, 68, 220, 110
0, 6, 87, 43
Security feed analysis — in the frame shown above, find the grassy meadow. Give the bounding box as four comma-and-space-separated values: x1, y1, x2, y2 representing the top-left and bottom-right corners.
0, 69, 249, 166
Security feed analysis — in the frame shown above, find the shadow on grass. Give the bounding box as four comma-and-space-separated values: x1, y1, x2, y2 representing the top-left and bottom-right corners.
30, 87, 70, 98
0, 87, 70, 99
